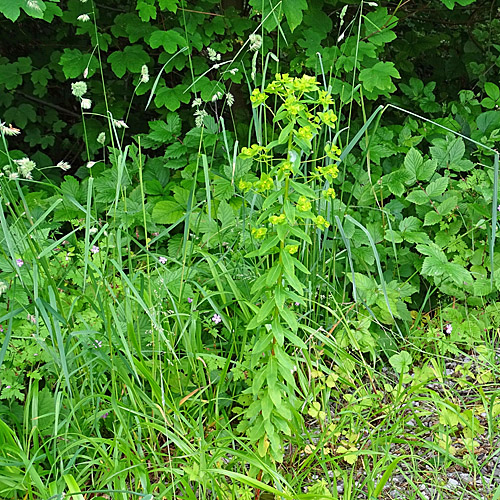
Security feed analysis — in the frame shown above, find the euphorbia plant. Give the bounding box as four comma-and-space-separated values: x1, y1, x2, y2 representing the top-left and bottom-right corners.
235, 74, 341, 462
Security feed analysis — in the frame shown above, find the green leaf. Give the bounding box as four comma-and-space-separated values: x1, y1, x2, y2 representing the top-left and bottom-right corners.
152, 200, 184, 224
484, 82, 500, 101
421, 256, 446, 277
445, 262, 472, 287
159, 0, 178, 12
107, 45, 149, 78
0, 63, 22, 89
148, 29, 186, 53
59, 49, 98, 79
256, 298, 275, 324
424, 211, 442, 226
137, 0, 156, 21
0, 0, 24, 21
389, 350, 412, 373
437, 196, 458, 216
154, 84, 191, 111
280, 307, 298, 332
426, 176, 448, 198
148, 115, 180, 142
261, 393, 274, 420
31, 67, 51, 87
359, 61, 400, 93
406, 189, 428, 205
417, 159, 437, 181
282, 0, 308, 32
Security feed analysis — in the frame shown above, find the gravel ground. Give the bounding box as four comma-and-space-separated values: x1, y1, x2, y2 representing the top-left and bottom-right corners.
303, 350, 500, 499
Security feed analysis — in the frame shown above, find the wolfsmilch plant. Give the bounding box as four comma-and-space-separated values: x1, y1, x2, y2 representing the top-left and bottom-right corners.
235, 74, 341, 462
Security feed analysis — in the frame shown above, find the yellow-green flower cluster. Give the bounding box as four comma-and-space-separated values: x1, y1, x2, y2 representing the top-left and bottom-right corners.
252, 227, 267, 239
238, 179, 253, 192
318, 90, 334, 107
250, 88, 267, 107
318, 164, 339, 179
318, 109, 338, 128
254, 173, 274, 192
269, 214, 286, 225
240, 144, 269, 159
296, 125, 315, 142
323, 188, 336, 199
314, 215, 330, 230
325, 143, 341, 160
286, 245, 299, 254
297, 196, 312, 212
278, 160, 293, 176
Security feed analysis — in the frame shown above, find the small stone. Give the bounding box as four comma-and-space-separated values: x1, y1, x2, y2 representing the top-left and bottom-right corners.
447, 478, 460, 489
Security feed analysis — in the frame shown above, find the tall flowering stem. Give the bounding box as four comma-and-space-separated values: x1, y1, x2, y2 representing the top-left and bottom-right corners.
236, 74, 341, 462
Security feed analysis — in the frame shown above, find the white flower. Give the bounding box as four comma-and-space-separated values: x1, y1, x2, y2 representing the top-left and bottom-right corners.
57, 161, 71, 171
71, 81, 87, 98
86, 161, 97, 168
211, 91, 223, 102
207, 48, 221, 62
9, 172, 19, 180
226, 92, 234, 107
0, 121, 20, 136
249, 33, 262, 52
14, 157, 36, 178
194, 109, 208, 128
140, 65, 149, 83
89, 227, 98, 234
228, 68, 238, 75
191, 98, 202, 108
97, 132, 106, 145
113, 120, 128, 129
83, 67, 89, 79
0, 281, 7, 296
81, 98, 92, 109
77, 14, 90, 22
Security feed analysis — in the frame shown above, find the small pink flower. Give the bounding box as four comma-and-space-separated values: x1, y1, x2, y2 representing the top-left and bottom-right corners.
187, 297, 193, 303
294, 302, 300, 306
91, 245, 99, 254
212, 313, 222, 324
159, 256, 167, 264
5, 386, 11, 389
16, 259, 24, 267
445, 323, 452, 334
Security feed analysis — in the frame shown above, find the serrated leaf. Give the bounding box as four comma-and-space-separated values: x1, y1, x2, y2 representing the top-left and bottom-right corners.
426, 176, 448, 198
282, 0, 308, 32
417, 159, 437, 181
0, 0, 24, 21
137, 1, 156, 21
403, 147, 422, 182
59, 49, 98, 79
437, 196, 458, 216
107, 45, 149, 78
359, 61, 400, 93
148, 29, 186, 53
154, 84, 190, 111
406, 189, 428, 205
421, 256, 446, 277
424, 211, 442, 226
152, 200, 184, 224
159, 0, 178, 12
